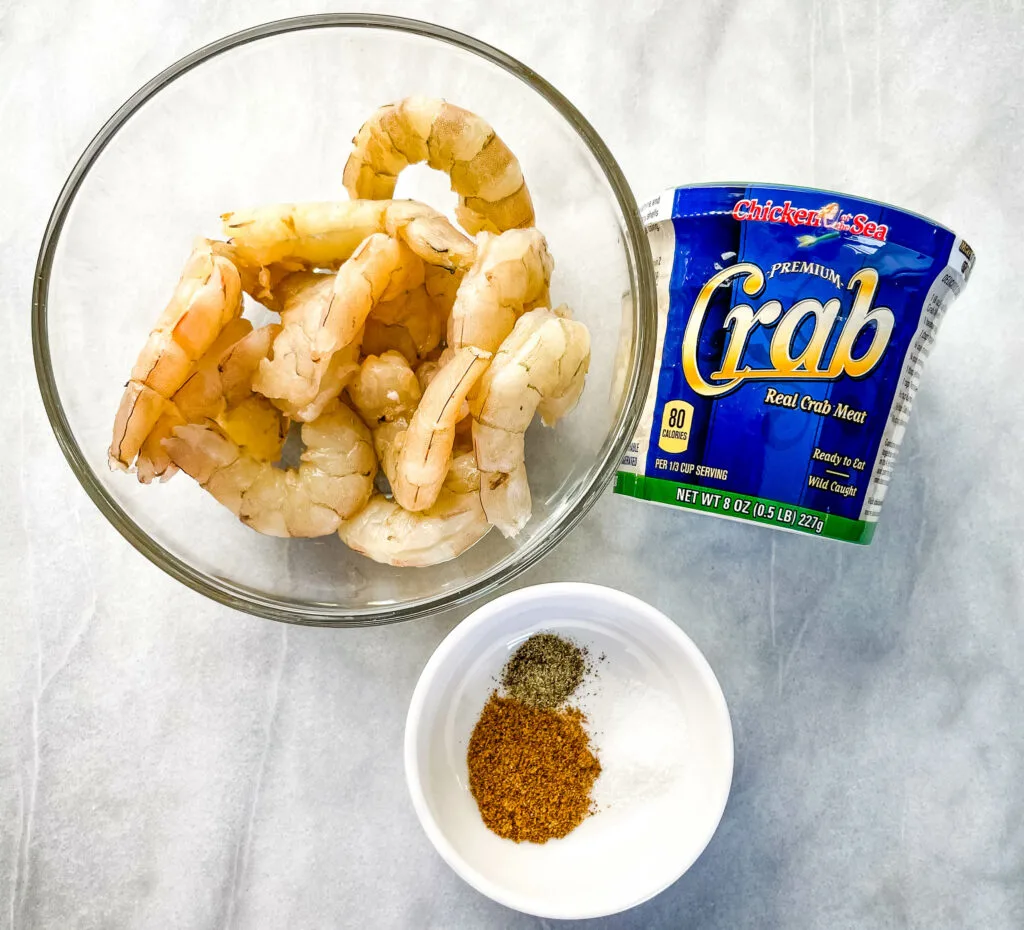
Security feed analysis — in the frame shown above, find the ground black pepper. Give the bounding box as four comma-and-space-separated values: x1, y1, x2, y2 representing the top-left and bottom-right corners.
501, 633, 586, 708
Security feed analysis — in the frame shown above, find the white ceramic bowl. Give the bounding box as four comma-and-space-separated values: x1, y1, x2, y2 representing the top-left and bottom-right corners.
404, 583, 734, 919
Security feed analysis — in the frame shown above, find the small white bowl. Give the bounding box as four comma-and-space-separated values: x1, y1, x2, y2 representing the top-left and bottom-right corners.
404, 582, 733, 919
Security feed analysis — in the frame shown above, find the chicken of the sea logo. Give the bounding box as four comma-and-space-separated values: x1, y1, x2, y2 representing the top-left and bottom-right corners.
681, 262, 895, 398
731, 196, 889, 246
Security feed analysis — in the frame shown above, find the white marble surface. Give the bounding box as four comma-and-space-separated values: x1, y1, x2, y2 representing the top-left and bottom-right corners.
2, 1, 1023, 927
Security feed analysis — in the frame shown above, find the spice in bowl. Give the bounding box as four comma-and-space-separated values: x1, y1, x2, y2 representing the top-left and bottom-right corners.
467, 695, 601, 843
501, 632, 587, 708
466, 632, 601, 843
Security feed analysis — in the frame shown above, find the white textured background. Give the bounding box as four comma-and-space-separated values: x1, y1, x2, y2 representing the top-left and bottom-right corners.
2, 1, 1023, 928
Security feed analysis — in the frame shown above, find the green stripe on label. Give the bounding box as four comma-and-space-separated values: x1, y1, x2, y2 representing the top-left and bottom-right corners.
614, 472, 875, 545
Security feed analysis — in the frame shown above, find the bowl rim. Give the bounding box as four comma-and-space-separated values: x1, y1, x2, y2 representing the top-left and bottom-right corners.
403, 581, 735, 919
32, 13, 657, 626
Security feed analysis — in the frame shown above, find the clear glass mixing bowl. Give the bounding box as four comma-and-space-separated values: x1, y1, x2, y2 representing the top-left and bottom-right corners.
33, 14, 655, 626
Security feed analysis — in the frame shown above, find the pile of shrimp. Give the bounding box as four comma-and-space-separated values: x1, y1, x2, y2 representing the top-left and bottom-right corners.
109, 97, 590, 568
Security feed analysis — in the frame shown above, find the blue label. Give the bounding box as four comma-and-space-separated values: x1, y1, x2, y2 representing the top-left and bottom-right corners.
626, 184, 972, 537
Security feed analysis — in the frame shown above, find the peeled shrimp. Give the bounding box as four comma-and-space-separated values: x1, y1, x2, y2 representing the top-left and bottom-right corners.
256, 271, 363, 422
139, 318, 296, 482
222, 199, 475, 286
447, 229, 554, 355
340, 410, 486, 568
348, 351, 422, 492
215, 326, 291, 460
134, 406, 186, 484
136, 317, 292, 483
164, 399, 376, 538
210, 240, 293, 312
471, 308, 591, 538
392, 347, 491, 512
374, 285, 446, 361
372, 419, 405, 492
348, 351, 422, 425
110, 239, 243, 478
337, 487, 490, 568
444, 440, 482, 495
361, 318, 419, 365
136, 317, 253, 483
343, 97, 535, 235
362, 270, 456, 364
319, 237, 423, 353
254, 235, 424, 414
414, 359, 440, 395
425, 264, 462, 318
166, 319, 257, 422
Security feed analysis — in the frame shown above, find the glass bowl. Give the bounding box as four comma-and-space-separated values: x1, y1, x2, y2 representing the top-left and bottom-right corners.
33, 14, 655, 626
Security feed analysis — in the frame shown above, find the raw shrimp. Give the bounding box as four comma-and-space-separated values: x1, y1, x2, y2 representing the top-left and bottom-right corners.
135, 317, 252, 482
110, 239, 243, 477
447, 228, 554, 355
254, 235, 423, 414
298, 339, 363, 422
366, 284, 446, 364
348, 351, 422, 425
257, 271, 363, 422
210, 240, 292, 311
348, 351, 422, 491
164, 399, 376, 538
371, 419, 405, 492
425, 264, 462, 318
444, 440, 481, 495
337, 488, 490, 567
414, 359, 440, 394
222, 201, 385, 277
471, 308, 591, 538
414, 353, 474, 436
361, 319, 419, 365
137, 321, 290, 483
134, 408, 186, 484
215, 325, 291, 460
222, 199, 476, 284
392, 346, 491, 512
319, 236, 424, 352
253, 234, 417, 411
343, 97, 535, 235
168, 318, 257, 422
218, 324, 280, 409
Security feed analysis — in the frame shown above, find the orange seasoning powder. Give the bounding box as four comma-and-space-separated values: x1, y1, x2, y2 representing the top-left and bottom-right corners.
467, 694, 601, 843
